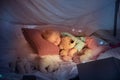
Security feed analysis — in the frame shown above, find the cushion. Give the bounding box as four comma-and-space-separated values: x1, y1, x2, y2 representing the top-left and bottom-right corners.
22, 28, 59, 56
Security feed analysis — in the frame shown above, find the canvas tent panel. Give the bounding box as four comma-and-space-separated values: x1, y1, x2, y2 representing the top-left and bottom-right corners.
0, 0, 117, 30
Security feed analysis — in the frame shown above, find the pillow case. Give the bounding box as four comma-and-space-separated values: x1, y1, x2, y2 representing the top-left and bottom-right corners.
22, 28, 59, 56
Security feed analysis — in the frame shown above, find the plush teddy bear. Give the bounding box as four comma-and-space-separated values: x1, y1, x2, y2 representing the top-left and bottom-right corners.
59, 36, 77, 61
59, 32, 86, 62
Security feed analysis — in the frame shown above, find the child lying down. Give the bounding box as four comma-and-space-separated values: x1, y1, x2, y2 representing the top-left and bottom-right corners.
42, 28, 109, 63
9, 28, 109, 74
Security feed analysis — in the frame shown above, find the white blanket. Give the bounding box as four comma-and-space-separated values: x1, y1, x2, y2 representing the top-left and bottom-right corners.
1, 47, 120, 80
0, 52, 78, 80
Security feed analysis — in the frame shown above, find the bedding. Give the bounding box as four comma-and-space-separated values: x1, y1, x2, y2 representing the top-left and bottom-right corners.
1, 47, 120, 80
1, 25, 120, 80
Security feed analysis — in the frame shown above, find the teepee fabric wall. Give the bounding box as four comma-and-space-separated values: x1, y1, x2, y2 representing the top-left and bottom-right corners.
0, 0, 117, 30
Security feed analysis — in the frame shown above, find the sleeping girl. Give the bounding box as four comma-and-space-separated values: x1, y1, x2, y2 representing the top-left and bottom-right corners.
42, 28, 109, 63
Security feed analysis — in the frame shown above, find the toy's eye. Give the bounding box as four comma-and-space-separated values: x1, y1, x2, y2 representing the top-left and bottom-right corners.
70, 40, 74, 43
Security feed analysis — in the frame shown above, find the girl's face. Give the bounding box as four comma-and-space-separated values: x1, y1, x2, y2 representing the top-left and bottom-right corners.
47, 33, 61, 46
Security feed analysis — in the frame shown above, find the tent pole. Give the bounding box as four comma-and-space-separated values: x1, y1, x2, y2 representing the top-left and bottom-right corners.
113, 0, 120, 37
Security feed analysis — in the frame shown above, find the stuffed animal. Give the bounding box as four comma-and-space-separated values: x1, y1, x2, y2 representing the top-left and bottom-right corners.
59, 32, 86, 62
9, 54, 62, 74
59, 36, 77, 61
34, 55, 62, 73
9, 57, 32, 74
61, 32, 86, 52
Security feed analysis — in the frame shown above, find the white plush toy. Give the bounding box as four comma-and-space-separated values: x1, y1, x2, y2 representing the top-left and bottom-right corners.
34, 55, 62, 73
